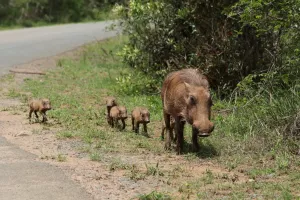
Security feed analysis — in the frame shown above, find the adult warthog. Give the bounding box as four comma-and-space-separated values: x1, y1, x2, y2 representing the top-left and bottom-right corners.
161, 68, 214, 154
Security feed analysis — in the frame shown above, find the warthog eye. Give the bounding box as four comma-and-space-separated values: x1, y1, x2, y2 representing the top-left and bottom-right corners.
189, 95, 197, 105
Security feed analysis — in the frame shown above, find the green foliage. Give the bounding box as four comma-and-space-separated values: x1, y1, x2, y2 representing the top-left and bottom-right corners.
23, 36, 165, 157
0, 0, 123, 26
18, 35, 300, 199
145, 163, 164, 177
229, 0, 300, 88
280, 189, 293, 200
115, 71, 159, 95
212, 82, 300, 157
90, 152, 102, 161
109, 159, 131, 171
247, 168, 276, 179
127, 164, 145, 181
56, 131, 74, 139
115, 0, 300, 96
201, 169, 214, 185
138, 191, 171, 200
57, 154, 67, 162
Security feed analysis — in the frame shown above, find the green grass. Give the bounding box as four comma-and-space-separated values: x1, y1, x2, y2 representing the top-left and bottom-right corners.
56, 131, 74, 139
57, 154, 67, 162
0, 8, 115, 30
109, 158, 131, 171
138, 191, 172, 200
90, 151, 102, 161
0, 25, 24, 31
145, 163, 164, 177
19, 35, 300, 199
23, 36, 165, 156
0, 74, 15, 82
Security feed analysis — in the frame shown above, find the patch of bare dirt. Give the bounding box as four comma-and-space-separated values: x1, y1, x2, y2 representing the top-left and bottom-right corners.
0, 46, 249, 200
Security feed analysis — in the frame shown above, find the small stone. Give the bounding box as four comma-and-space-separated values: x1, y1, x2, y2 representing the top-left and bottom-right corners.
15, 131, 30, 137
266, 173, 275, 178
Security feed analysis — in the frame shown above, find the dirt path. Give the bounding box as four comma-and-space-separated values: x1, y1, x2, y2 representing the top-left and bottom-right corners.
0, 46, 249, 199
0, 135, 93, 200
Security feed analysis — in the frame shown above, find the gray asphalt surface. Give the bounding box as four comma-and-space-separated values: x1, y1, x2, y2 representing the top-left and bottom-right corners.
0, 20, 119, 76
0, 21, 119, 199
0, 137, 93, 200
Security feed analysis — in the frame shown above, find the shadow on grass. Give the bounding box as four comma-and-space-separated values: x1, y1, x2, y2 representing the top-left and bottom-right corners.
113, 124, 150, 138
141, 132, 151, 138
197, 140, 219, 158
180, 140, 219, 159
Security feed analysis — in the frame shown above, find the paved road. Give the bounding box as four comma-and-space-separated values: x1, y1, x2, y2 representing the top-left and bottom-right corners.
0, 21, 119, 76
0, 137, 93, 200
0, 21, 119, 199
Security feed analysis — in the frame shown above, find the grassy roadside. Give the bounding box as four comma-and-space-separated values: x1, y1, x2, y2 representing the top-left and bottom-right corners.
23, 36, 165, 156
0, 20, 64, 31
7, 36, 300, 199
0, 9, 115, 31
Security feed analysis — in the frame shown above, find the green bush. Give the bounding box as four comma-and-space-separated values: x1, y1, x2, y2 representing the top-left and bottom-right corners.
115, 71, 159, 95
115, 0, 300, 96
214, 81, 300, 155
0, 0, 124, 25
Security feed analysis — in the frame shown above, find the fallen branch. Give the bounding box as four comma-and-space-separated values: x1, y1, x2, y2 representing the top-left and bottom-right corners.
9, 69, 46, 75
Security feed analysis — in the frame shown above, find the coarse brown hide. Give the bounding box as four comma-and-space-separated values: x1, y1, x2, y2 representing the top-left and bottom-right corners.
109, 106, 128, 130
29, 98, 52, 123
161, 116, 175, 141
161, 68, 214, 154
131, 107, 150, 134
106, 96, 118, 125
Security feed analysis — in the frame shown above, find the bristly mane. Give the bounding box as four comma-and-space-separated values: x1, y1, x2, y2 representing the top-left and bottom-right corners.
177, 69, 209, 88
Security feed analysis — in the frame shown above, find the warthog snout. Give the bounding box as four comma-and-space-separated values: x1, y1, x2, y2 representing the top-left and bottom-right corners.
142, 116, 150, 123
106, 97, 117, 107
192, 121, 214, 137
42, 100, 51, 110
141, 112, 150, 123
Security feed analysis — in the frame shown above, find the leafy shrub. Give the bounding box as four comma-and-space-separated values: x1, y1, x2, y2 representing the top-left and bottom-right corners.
115, 71, 159, 96
115, 0, 300, 96
215, 82, 300, 155
0, 0, 124, 25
